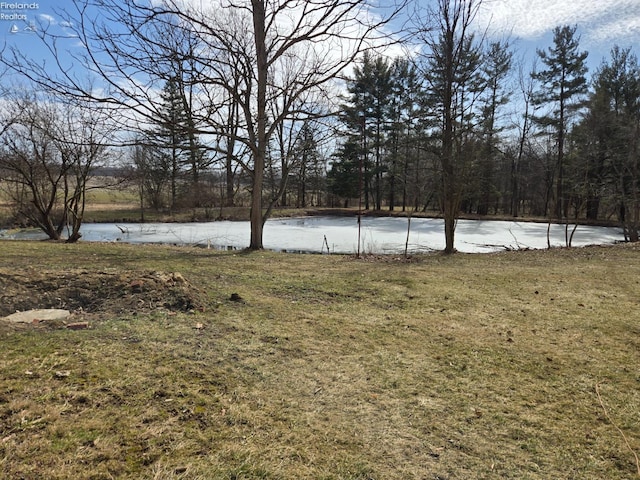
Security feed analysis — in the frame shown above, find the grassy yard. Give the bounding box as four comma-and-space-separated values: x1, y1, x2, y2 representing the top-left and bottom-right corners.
1, 240, 639, 479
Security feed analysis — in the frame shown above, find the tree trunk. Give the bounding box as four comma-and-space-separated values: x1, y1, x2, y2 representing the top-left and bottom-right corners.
442, 36, 455, 255
250, 0, 267, 250
585, 197, 600, 220
375, 119, 382, 210
250, 172, 264, 249
627, 124, 640, 242
226, 150, 235, 207
443, 200, 456, 254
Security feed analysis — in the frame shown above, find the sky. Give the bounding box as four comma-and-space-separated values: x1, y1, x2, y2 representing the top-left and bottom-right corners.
474, 0, 640, 71
1, 0, 639, 80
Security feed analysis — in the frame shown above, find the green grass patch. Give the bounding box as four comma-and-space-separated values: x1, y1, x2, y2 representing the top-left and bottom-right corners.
1, 241, 639, 478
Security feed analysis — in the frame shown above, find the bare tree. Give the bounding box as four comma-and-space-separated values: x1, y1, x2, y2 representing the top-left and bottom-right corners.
1, 0, 405, 250
56, 100, 115, 241
0, 89, 113, 241
510, 60, 536, 217
184, 0, 406, 248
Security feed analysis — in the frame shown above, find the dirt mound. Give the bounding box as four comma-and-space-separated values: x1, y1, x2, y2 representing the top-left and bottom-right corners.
0, 268, 206, 319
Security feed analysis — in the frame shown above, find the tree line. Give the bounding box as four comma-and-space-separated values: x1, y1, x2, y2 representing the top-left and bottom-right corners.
0, 0, 638, 251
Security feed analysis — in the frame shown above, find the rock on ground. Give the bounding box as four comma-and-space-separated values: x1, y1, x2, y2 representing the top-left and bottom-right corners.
2, 309, 71, 324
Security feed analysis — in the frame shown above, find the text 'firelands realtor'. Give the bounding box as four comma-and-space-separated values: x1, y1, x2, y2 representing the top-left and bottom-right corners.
0, 2, 38, 22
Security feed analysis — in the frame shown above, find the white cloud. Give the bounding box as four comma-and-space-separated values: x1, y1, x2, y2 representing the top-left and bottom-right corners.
587, 13, 640, 43
36, 13, 55, 23
476, 0, 640, 45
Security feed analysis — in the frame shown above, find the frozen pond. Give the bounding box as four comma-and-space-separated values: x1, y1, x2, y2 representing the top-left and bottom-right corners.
0, 216, 624, 254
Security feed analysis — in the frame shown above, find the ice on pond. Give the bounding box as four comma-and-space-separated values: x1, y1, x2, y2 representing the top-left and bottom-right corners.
0, 216, 624, 254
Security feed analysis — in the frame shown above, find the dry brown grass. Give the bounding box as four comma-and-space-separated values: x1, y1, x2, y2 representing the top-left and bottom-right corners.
1, 240, 639, 479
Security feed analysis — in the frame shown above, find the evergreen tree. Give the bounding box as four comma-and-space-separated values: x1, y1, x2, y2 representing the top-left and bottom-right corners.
531, 25, 588, 219
570, 84, 617, 220
386, 57, 424, 211
293, 122, 321, 208
150, 77, 190, 209
327, 138, 361, 207
476, 40, 512, 215
343, 52, 393, 210
591, 46, 640, 240
147, 77, 208, 209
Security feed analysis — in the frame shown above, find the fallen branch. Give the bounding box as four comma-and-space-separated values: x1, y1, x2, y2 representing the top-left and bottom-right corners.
595, 380, 640, 476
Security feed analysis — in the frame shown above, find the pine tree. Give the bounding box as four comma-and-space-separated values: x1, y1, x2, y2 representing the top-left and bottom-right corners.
386, 57, 424, 211
293, 122, 320, 208
591, 46, 640, 240
476, 40, 512, 215
327, 138, 361, 207
147, 77, 208, 209
151, 77, 190, 209
531, 25, 588, 219
344, 52, 393, 210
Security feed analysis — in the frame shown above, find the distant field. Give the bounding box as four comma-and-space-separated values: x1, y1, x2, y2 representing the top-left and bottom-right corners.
1, 241, 639, 479
84, 185, 139, 210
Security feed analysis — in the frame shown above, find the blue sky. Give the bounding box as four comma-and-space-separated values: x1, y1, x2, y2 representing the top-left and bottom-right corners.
1, 0, 639, 81
474, 0, 640, 72
1, 1, 75, 62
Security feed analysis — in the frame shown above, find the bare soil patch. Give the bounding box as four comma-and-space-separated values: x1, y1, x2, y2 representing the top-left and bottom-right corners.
0, 268, 205, 326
